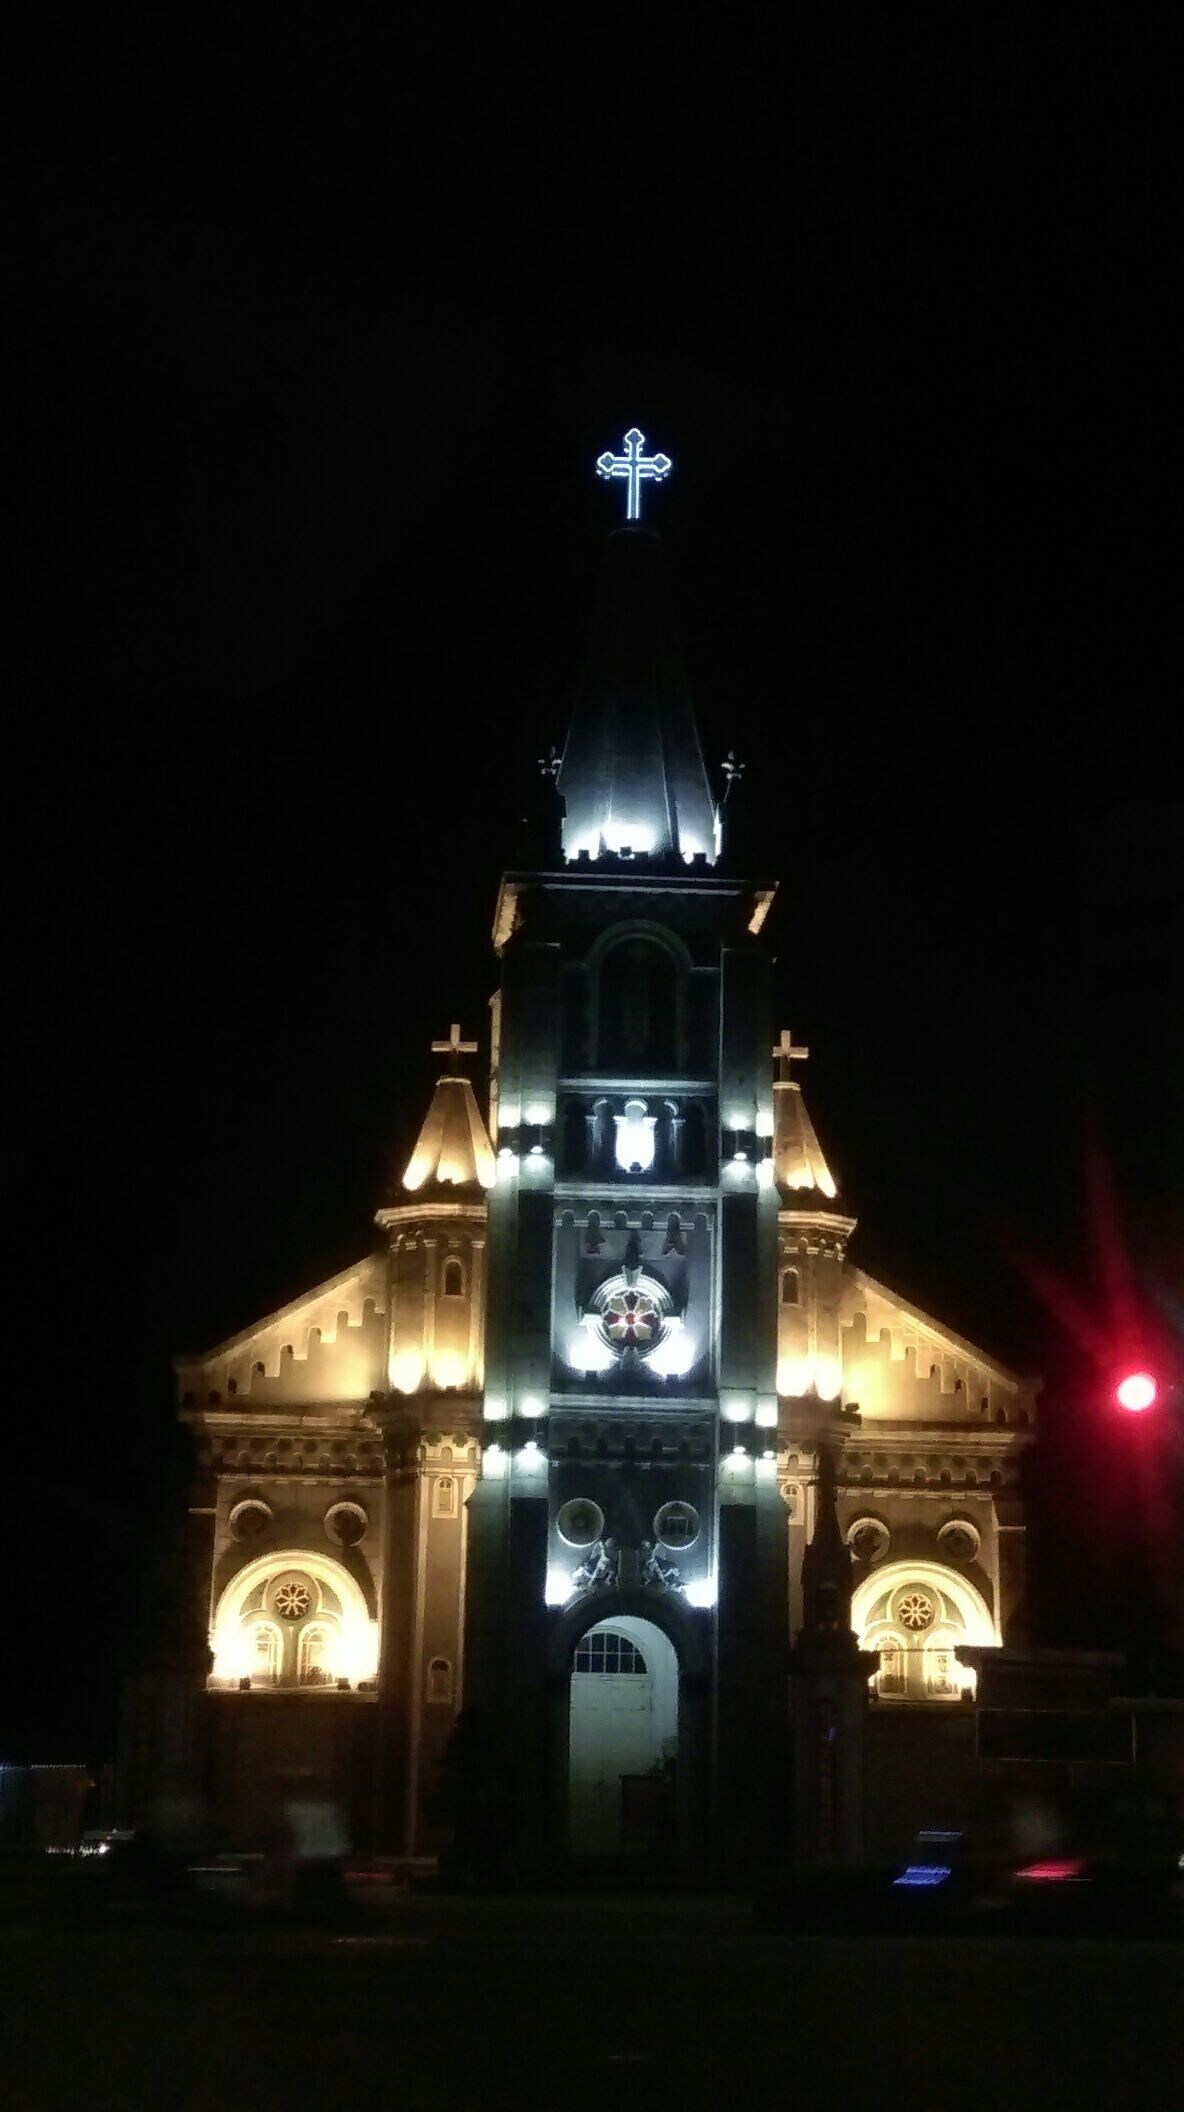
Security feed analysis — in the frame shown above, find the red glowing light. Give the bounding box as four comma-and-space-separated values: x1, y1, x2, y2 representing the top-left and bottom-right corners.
1116, 1371, 1157, 1412
1015, 1858, 1087, 1883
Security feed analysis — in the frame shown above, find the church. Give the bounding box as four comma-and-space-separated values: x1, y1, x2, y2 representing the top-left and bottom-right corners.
129, 433, 1040, 1879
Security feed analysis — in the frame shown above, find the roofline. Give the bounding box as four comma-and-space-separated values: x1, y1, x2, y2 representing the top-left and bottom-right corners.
850, 1265, 1041, 1393
173, 1250, 383, 1373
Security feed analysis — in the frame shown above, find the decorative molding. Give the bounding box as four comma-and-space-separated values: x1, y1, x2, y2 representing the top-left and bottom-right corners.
375, 1201, 488, 1234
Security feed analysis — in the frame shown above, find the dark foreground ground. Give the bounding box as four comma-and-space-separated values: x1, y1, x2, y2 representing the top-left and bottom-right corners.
3, 1891, 1181, 2111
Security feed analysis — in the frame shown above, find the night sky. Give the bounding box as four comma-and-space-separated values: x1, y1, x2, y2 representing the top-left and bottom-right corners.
11, 16, 1181, 1761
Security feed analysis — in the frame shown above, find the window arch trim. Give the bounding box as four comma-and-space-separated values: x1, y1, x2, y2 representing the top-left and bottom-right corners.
586, 919, 692, 1073
852, 1559, 996, 1643
211, 1548, 377, 1688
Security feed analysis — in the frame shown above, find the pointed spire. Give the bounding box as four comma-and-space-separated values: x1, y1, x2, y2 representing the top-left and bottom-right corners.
557, 529, 719, 866
401, 1025, 495, 1194
771, 1030, 838, 1200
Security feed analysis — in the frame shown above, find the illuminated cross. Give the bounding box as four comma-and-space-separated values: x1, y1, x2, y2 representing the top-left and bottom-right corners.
772, 1028, 810, 1085
596, 427, 673, 523
432, 1022, 477, 1074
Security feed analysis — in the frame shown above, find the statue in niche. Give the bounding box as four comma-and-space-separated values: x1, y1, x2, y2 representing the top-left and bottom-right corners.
584, 1211, 604, 1255
662, 1213, 685, 1256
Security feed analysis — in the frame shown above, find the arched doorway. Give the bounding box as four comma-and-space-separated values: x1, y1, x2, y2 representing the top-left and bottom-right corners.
568, 1614, 678, 1856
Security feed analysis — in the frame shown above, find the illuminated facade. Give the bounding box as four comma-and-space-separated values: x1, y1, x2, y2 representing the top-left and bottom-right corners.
147, 500, 1037, 1872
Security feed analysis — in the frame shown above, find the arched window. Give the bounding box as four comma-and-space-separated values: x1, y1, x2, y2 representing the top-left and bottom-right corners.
442, 1256, 464, 1298
432, 1475, 458, 1520
924, 1637, 960, 1698
211, 1551, 378, 1691
780, 1267, 800, 1306
247, 1621, 281, 1688
299, 1625, 334, 1687
598, 936, 678, 1070
872, 1634, 907, 1698
426, 1657, 454, 1703
573, 1630, 647, 1675
853, 1562, 996, 1703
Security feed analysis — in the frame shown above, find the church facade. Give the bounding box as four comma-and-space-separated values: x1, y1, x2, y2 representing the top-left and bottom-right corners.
152, 490, 1037, 1877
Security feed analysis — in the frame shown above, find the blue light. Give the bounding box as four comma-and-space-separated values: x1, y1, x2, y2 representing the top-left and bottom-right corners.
893, 1864, 952, 1888
596, 427, 672, 523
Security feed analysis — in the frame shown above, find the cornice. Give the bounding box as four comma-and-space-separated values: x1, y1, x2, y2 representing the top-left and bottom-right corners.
374, 1201, 488, 1232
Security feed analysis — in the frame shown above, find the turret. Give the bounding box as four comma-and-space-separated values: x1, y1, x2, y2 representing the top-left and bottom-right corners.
772, 1029, 858, 1407
375, 1024, 494, 1395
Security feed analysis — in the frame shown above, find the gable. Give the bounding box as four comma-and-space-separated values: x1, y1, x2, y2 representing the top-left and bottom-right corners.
175, 1253, 388, 1408
839, 1265, 1038, 1425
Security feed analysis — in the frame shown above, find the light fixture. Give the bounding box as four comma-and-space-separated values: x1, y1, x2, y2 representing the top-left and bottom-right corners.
390, 1349, 425, 1395
613, 1098, 657, 1173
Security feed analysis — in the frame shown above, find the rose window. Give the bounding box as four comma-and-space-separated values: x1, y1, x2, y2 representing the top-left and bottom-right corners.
585, 1268, 672, 1365
602, 1290, 661, 1347
898, 1591, 935, 1632
274, 1581, 312, 1620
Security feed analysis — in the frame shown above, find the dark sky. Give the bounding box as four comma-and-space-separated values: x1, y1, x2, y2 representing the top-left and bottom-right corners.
10, 15, 1181, 1758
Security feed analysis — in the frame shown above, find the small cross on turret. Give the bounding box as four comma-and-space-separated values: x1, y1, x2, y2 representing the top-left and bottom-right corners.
431, 1022, 478, 1075
773, 1028, 810, 1086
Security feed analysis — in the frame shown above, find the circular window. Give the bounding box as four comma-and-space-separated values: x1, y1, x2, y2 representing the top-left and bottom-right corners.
894, 1588, 936, 1633
324, 1501, 368, 1547
847, 1516, 890, 1565
273, 1579, 313, 1621
938, 1518, 981, 1563
229, 1498, 272, 1542
557, 1497, 604, 1549
654, 1500, 699, 1550
589, 1271, 671, 1361
602, 1288, 662, 1347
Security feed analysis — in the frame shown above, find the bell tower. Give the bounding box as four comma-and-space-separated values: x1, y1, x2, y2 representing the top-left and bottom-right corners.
462, 444, 789, 1878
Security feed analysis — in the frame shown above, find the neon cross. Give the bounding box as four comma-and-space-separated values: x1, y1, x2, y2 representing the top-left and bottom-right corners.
596, 427, 672, 523
431, 1022, 477, 1074
772, 1029, 810, 1085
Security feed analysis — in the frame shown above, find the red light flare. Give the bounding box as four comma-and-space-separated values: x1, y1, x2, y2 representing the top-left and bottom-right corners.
1115, 1371, 1157, 1412
1015, 1857, 1088, 1883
